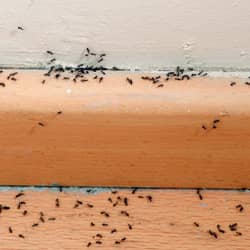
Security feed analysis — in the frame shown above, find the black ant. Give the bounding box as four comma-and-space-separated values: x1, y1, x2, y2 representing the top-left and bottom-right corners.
120, 211, 129, 217
208, 230, 218, 239
100, 211, 110, 217
217, 224, 225, 233
196, 189, 203, 200
55, 198, 60, 207
15, 192, 24, 198
87, 203, 94, 208
146, 195, 153, 202
126, 77, 133, 85
131, 188, 138, 194
236, 204, 244, 212
124, 197, 128, 206
193, 222, 199, 227
48, 217, 56, 221
229, 223, 238, 231
157, 84, 164, 88
38, 122, 45, 127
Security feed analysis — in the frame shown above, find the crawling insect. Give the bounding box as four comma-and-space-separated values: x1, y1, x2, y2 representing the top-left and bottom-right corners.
49, 58, 56, 64
217, 224, 225, 233
17, 201, 26, 209
97, 58, 104, 63
126, 77, 133, 85
196, 189, 203, 200
40, 216, 45, 223
157, 84, 164, 88
32, 223, 39, 227
87, 242, 92, 247
193, 222, 200, 227
0, 82, 5, 87
230, 82, 236, 86
208, 230, 218, 239
18, 26, 24, 31
48, 217, 56, 221
181, 75, 190, 80
111, 229, 117, 234
18, 234, 25, 239
100, 211, 110, 217
128, 224, 133, 230
229, 223, 238, 231
236, 204, 244, 212
202, 125, 207, 130
146, 195, 153, 202
55, 198, 60, 207
120, 210, 129, 217
9, 227, 13, 233
23, 210, 28, 216
2, 206, 10, 210
213, 119, 220, 124
113, 202, 118, 207
38, 122, 45, 127
131, 188, 138, 194
46, 51, 54, 55
15, 192, 25, 199
124, 197, 128, 206
55, 73, 60, 79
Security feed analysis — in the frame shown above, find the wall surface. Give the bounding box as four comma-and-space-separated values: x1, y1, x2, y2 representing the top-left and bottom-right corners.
1, 0, 250, 70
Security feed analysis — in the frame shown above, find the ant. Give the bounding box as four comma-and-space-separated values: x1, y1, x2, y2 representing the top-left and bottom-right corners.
126, 78, 133, 85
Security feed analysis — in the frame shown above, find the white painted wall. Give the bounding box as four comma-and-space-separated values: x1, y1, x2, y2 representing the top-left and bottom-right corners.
0, 0, 250, 70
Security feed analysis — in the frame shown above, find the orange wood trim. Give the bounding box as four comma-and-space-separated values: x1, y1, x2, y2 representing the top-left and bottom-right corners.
0, 189, 249, 249
0, 70, 249, 187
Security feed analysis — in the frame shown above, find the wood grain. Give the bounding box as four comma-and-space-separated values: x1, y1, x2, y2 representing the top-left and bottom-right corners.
0, 189, 249, 249
0, 71, 250, 187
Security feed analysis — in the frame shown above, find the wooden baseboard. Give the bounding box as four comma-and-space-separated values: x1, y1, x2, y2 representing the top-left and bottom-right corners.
0, 70, 250, 187
0, 189, 249, 249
